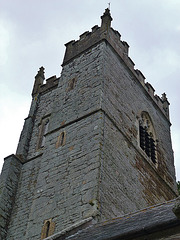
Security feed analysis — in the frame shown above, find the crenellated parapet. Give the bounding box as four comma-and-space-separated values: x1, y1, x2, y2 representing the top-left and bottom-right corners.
39, 75, 59, 95
62, 8, 170, 121
32, 67, 59, 97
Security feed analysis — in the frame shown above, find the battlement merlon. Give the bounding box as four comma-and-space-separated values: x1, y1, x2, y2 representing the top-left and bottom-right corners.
32, 67, 59, 97
62, 9, 170, 121
32, 66, 45, 96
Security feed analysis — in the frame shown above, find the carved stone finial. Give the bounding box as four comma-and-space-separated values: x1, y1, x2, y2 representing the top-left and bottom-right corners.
35, 66, 45, 80
108, 2, 111, 10
161, 92, 167, 102
101, 8, 113, 30
161, 92, 170, 119
32, 66, 45, 96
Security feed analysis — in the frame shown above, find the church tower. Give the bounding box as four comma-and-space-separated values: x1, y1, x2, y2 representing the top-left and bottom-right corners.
0, 9, 177, 240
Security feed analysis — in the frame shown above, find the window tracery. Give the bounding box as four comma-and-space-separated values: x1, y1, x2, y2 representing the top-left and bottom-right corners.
139, 112, 157, 164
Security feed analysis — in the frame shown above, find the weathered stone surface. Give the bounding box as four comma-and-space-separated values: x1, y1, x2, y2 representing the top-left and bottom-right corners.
1, 9, 177, 240
98, 42, 177, 219
6, 110, 103, 239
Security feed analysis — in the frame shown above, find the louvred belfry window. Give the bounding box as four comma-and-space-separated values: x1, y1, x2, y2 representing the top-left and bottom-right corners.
139, 112, 157, 164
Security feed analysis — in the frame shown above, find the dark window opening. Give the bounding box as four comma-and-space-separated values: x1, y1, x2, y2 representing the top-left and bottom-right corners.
41, 219, 55, 239
45, 221, 50, 238
61, 132, 65, 146
37, 119, 49, 149
56, 131, 66, 148
41, 120, 49, 147
139, 125, 156, 164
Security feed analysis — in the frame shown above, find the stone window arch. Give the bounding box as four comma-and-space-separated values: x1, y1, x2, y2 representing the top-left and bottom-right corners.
41, 219, 55, 239
66, 77, 77, 92
139, 112, 157, 164
56, 131, 66, 148
37, 118, 49, 149
45, 220, 50, 237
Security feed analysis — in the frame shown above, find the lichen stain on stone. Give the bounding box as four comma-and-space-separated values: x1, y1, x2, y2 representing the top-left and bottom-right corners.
28, 179, 37, 191
135, 154, 174, 206
69, 146, 74, 151
156, 147, 174, 185
27, 167, 38, 191
61, 120, 66, 126
129, 125, 138, 138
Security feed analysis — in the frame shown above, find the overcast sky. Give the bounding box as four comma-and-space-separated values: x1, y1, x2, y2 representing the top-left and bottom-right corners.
0, 0, 180, 180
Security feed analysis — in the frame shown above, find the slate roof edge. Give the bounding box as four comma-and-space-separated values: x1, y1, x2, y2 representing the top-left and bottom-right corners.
43, 217, 94, 240
54, 198, 180, 240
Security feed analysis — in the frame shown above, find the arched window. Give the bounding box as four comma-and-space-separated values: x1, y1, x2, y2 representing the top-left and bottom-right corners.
67, 77, 76, 92
41, 119, 49, 147
41, 219, 55, 239
139, 112, 157, 164
56, 131, 66, 148
45, 220, 50, 238
37, 118, 49, 149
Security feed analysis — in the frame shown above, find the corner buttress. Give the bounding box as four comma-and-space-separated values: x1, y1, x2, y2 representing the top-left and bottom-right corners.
16, 67, 44, 162
0, 155, 22, 239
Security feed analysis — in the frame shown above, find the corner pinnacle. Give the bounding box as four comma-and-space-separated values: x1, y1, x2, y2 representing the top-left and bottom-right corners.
101, 8, 113, 29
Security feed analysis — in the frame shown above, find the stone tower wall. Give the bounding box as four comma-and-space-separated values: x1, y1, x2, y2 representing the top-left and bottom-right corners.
49, 43, 104, 133
1, 9, 177, 240
6, 43, 105, 239
99, 42, 177, 220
